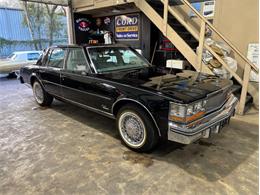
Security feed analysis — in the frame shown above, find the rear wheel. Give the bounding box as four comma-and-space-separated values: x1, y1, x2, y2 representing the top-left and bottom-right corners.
116, 104, 159, 152
32, 80, 53, 106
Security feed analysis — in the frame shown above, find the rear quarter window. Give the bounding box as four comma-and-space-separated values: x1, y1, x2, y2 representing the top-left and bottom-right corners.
47, 48, 65, 68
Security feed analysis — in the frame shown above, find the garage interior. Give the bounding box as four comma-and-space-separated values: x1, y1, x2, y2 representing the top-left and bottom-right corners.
70, 0, 259, 115
1, 73, 259, 194
0, 0, 259, 194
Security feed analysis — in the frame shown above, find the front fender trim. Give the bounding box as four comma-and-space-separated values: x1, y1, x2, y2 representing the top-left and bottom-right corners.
112, 98, 162, 137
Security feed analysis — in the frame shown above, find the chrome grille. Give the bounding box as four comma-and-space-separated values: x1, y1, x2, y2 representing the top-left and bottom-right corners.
205, 89, 229, 113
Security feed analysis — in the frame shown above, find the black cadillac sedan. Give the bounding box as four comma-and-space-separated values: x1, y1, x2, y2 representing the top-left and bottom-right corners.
20, 44, 238, 152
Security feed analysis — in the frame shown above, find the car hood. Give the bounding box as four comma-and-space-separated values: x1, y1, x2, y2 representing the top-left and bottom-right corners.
0, 59, 34, 66
97, 67, 232, 104
0, 59, 12, 63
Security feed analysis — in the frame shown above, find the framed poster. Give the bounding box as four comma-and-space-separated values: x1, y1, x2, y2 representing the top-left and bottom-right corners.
115, 14, 139, 41
203, 1, 215, 17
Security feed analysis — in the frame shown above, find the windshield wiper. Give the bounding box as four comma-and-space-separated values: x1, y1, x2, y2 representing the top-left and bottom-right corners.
101, 66, 146, 73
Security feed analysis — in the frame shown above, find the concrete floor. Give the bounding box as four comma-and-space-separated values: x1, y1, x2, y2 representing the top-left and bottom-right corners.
0, 77, 259, 195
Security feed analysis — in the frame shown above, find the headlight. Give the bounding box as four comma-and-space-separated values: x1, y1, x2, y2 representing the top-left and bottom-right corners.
169, 100, 207, 123
194, 101, 203, 112
169, 103, 186, 118
186, 105, 194, 116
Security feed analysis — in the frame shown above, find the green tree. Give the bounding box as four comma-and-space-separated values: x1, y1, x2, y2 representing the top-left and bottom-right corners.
21, 1, 67, 50
21, 1, 39, 50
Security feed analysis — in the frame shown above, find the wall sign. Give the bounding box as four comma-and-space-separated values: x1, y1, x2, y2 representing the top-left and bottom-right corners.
115, 14, 139, 40
76, 18, 92, 32
203, 1, 215, 17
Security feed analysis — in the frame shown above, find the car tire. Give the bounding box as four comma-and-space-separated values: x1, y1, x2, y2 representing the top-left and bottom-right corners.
32, 80, 53, 106
116, 104, 159, 152
7, 72, 17, 78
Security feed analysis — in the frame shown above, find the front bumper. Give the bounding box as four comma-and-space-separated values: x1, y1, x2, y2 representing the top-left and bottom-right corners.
168, 94, 238, 144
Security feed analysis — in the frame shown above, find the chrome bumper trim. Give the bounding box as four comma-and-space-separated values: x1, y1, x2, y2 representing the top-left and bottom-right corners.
168, 94, 238, 144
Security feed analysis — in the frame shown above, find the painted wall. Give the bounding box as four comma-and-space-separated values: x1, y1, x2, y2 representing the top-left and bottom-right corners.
213, 0, 259, 75
214, 0, 258, 55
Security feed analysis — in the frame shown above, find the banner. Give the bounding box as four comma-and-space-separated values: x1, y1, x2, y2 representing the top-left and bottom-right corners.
115, 14, 139, 40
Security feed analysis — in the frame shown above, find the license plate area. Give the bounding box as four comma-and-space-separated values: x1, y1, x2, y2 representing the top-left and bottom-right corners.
202, 116, 231, 138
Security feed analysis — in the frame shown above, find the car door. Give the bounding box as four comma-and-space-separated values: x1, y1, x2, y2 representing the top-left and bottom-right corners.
39, 48, 64, 97
60, 47, 115, 112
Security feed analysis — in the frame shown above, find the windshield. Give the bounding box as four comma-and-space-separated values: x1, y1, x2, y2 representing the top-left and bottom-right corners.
7, 53, 16, 60
88, 47, 149, 73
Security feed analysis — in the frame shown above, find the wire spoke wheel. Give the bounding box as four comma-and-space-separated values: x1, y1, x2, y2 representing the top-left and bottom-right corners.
33, 82, 44, 104
118, 111, 146, 148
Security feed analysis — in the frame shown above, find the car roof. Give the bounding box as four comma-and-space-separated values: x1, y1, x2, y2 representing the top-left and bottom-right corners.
84, 44, 129, 48
49, 44, 130, 49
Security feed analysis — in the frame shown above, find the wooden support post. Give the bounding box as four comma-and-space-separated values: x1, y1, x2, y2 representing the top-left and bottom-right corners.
163, 0, 169, 36
197, 21, 206, 72
66, 5, 75, 44
238, 64, 251, 115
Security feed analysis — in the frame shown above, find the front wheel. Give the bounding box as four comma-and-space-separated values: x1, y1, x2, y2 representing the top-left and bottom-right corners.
116, 104, 159, 152
32, 80, 53, 106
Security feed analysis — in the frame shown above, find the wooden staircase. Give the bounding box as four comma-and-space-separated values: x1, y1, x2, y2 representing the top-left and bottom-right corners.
133, 0, 259, 115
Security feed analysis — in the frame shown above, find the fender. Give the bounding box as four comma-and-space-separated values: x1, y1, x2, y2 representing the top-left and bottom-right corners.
30, 73, 44, 87
112, 98, 162, 136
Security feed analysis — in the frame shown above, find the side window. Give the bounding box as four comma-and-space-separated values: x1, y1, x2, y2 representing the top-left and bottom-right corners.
48, 48, 65, 68
27, 53, 40, 61
15, 54, 25, 61
66, 48, 89, 73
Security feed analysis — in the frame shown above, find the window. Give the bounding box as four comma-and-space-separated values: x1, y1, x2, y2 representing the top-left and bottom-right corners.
16, 53, 27, 61
27, 53, 40, 61
48, 48, 65, 68
66, 48, 89, 73
88, 47, 149, 73
7, 53, 16, 60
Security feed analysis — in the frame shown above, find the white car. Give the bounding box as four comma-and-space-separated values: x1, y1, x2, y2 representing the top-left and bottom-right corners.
0, 51, 42, 74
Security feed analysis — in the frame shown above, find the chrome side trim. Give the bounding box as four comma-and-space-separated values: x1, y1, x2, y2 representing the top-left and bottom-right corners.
112, 98, 162, 136
42, 80, 112, 100
52, 94, 115, 119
